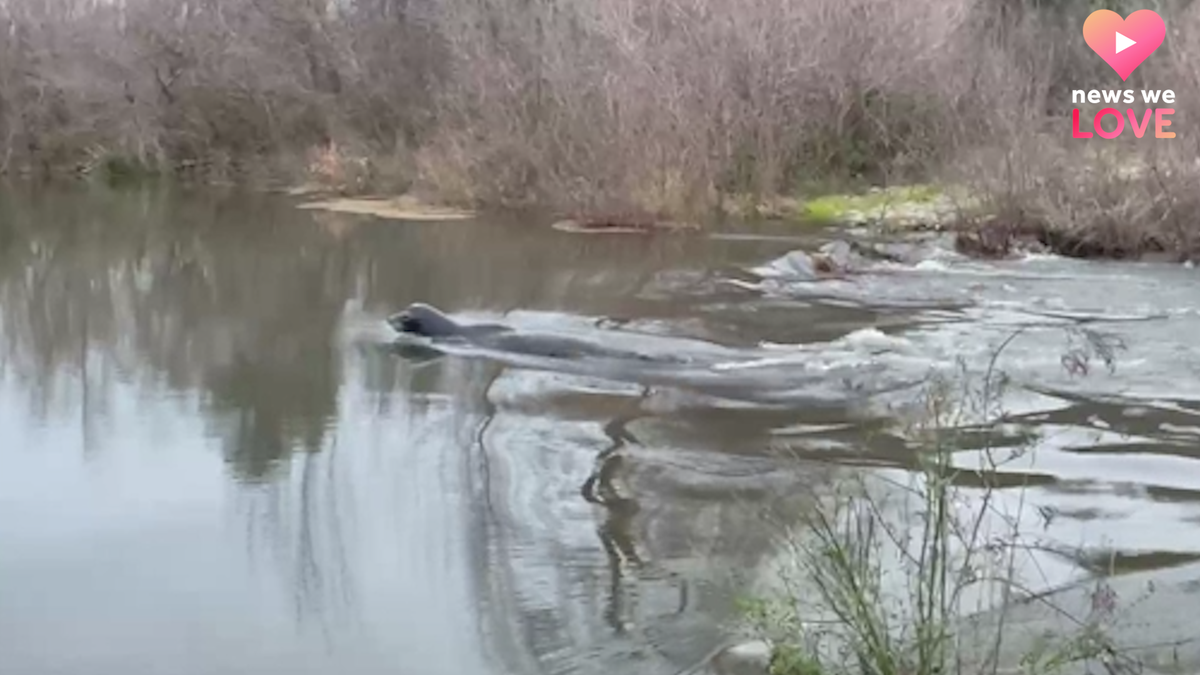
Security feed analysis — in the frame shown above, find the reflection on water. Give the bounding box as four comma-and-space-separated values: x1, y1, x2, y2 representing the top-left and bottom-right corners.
0, 183, 819, 675
5, 182, 1200, 675
747, 240, 1200, 600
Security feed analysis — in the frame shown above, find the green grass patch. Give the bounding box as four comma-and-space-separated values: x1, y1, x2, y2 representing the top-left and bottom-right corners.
800, 184, 947, 224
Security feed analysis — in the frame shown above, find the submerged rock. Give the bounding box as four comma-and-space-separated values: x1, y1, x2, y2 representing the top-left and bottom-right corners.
818, 240, 854, 270
772, 250, 819, 280
707, 640, 771, 675
757, 235, 956, 282
757, 246, 851, 281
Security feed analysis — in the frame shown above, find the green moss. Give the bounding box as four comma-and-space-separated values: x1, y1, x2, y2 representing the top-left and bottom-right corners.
794, 184, 976, 228
804, 185, 938, 215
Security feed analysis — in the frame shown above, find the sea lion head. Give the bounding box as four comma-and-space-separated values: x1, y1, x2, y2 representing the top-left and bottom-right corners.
386, 303, 463, 338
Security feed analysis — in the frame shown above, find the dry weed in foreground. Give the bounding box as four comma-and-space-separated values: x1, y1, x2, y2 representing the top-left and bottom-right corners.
739, 327, 1150, 675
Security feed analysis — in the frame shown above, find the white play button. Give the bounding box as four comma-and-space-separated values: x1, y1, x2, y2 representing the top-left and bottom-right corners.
1116, 31, 1136, 54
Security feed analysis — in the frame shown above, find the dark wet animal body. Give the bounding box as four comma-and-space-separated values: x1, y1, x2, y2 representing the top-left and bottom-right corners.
384, 304, 921, 409
386, 303, 679, 362
387, 303, 510, 340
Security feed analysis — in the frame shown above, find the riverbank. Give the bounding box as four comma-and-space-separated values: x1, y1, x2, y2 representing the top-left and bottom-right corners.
282, 164, 1200, 266
9, 0, 1200, 261
15, 136, 1200, 266
260, 125, 1200, 261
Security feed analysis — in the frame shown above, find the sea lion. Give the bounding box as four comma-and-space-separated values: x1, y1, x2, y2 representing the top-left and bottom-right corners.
383, 304, 919, 407
386, 302, 678, 363
386, 302, 510, 340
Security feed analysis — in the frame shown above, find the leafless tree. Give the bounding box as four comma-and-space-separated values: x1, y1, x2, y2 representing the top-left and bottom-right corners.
2, 0, 1199, 230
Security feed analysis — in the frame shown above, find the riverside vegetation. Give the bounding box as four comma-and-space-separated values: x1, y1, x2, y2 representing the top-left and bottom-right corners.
735, 328, 1185, 675
5, 0, 1200, 256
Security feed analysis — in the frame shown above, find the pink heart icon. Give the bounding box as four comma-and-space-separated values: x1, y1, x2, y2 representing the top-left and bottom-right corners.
1083, 9, 1165, 81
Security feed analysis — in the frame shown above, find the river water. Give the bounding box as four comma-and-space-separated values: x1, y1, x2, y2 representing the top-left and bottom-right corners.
2, 183, 1199, 675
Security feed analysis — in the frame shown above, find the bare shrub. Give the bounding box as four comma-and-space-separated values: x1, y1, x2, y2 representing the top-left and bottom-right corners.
0, 0, 442, 183
949, 114, 1200, 260
937, 0, 1200, 258
740, 329, 1143, 675
425, 0, 997, 217
3, 0, 1200, 242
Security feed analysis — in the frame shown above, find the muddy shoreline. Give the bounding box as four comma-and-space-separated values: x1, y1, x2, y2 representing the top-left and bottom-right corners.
290, 187, 1200, 265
